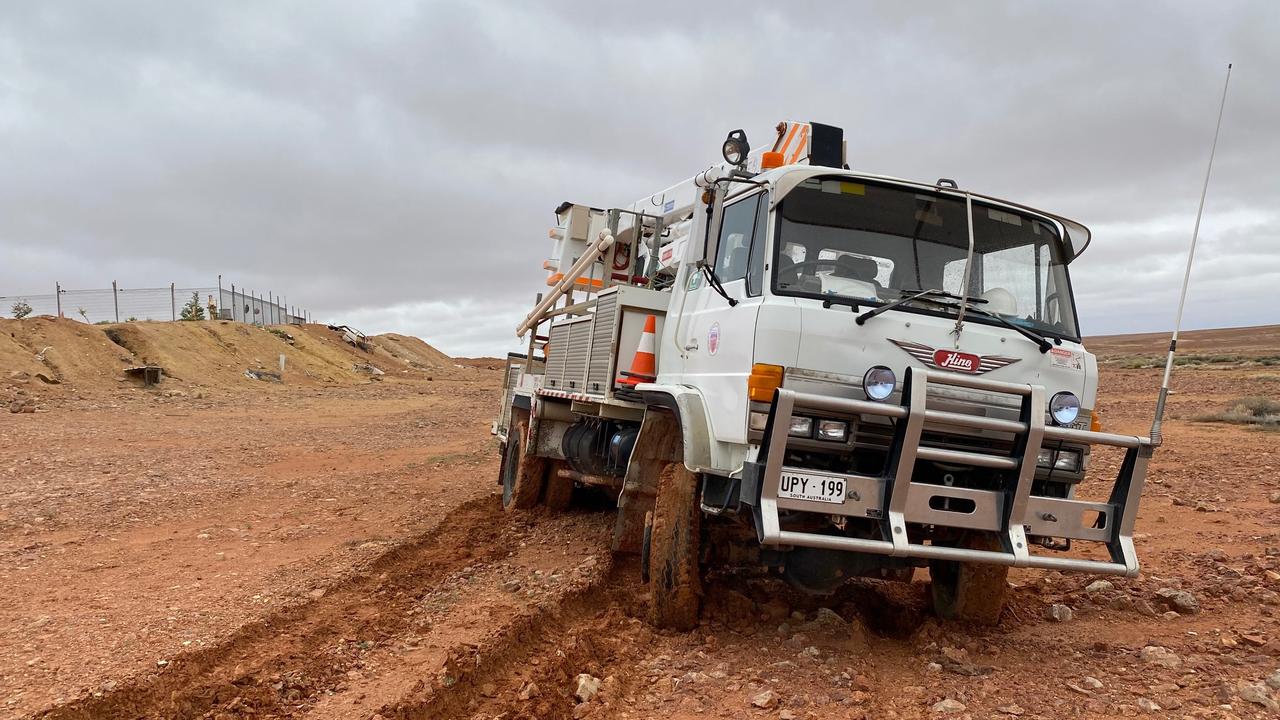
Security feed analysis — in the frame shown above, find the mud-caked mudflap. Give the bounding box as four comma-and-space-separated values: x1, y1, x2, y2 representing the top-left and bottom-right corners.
740, 367, 1154, 577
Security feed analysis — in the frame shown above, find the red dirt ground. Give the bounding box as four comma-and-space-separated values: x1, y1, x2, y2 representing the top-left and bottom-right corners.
1, 322, 1277, 719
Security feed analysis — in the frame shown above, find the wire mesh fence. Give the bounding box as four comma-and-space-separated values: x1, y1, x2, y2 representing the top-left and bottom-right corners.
1, 278, 310, 326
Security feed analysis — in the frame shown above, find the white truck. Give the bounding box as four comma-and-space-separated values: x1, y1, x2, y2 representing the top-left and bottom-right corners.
495, 120, 1153, 630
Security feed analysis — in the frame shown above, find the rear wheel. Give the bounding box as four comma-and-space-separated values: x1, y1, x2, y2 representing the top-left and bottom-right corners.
928, 535, 1010, 625
648, 462, 702, 630
500, 420, 545, 511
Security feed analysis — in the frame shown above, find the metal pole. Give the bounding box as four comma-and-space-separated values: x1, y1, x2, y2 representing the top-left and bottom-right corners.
217, 274, 223, 320
171, 282, 176, 321
112, 280, 119, 323
1151, 63, 1233, 446
55, 282, 62, 318
231, 284, 237, 322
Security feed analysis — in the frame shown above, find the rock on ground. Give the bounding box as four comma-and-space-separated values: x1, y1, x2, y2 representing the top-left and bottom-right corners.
1045, 604, 1074, 622
750, 689, 779, 709
574, 673, 601, 703
1154, 587, 1200, 615
930, 698, 967, 713
1139, 645, 1182, 668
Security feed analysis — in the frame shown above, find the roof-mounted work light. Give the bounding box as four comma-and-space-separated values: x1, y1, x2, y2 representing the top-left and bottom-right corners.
722, 129, 750, 167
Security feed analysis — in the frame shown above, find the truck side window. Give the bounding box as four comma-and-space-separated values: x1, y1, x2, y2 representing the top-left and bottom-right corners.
715, 194, 761, 285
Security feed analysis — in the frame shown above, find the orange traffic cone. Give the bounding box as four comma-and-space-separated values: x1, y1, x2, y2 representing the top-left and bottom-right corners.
618, 314, 658, 387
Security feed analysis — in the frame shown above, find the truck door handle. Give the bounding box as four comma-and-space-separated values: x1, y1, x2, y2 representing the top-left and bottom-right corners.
684, 339, 699, 351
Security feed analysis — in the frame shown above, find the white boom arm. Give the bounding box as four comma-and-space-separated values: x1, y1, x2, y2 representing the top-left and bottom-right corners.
516, 228, 615, 337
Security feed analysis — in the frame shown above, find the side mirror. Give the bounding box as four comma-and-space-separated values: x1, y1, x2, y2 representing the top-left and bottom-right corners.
698, 183, 727, 269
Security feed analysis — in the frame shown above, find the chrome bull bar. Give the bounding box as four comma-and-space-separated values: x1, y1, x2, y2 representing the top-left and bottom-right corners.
742, 367, 1153, 577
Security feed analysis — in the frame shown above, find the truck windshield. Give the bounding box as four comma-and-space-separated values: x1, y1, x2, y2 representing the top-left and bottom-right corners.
772, 178, 1080, 339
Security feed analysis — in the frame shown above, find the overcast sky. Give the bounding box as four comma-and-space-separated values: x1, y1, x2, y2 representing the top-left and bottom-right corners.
1, 1, 1276, 356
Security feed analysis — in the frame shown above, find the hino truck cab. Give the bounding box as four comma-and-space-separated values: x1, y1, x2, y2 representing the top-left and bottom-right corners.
497, 120, 1152, 630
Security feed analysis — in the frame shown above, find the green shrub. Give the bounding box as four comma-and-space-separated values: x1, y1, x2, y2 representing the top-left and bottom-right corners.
1193, 396, 1280, 427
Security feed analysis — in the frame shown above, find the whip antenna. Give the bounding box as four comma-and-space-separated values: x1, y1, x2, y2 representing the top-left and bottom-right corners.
1150, 63, 1233, 445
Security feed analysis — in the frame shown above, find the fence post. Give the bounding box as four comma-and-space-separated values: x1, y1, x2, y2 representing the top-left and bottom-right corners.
112, 280, 120, 323
171, 283, 176, 321
217, 274, 223, 320
55, 282, 62, 318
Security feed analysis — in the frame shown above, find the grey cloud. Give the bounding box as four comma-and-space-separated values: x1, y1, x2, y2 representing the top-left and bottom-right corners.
1, 1, 1277, 356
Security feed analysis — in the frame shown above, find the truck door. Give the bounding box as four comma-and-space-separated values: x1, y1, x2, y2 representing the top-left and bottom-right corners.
674, 191, 767, 445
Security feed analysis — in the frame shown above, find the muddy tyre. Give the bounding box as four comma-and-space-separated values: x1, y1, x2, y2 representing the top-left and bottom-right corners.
929, 535, 1009, 625
543, 462, 575, 511
500, 421, 545, 511
648, 462, 702, 631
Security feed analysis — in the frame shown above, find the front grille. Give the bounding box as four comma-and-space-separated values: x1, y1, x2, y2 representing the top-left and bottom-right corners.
851, 419, 1016, 457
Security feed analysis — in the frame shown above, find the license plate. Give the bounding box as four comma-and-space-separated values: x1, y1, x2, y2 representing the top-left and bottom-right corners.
777, 471, 846, 505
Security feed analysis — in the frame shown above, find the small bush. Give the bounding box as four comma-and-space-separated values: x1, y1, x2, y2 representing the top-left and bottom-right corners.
11, 299, 32, 319
1194, 396, 1280, 427
179, 292, 205, 321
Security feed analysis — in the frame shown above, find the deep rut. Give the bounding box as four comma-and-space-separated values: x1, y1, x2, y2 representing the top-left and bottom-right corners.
374, 558, 649, 720
33, 495, 523, 720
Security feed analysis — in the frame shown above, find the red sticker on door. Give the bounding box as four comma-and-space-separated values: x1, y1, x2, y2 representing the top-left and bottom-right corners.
708, 322, 720, 355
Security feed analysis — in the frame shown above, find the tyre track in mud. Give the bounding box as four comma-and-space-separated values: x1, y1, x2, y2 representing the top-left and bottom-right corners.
30, 494, 574, 720
372, 557, 649, 720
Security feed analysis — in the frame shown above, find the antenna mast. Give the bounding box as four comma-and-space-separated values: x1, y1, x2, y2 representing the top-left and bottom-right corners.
1150, 63, 1233, 445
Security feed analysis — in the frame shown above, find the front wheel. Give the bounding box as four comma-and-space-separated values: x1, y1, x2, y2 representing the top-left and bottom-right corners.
647, 462, 703, 631
928, 535, 1010, 625
500, 420, 545, 511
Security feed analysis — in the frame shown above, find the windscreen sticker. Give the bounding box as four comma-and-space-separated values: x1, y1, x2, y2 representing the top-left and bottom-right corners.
987, 208, 1023, 226
1049, 347, 1083, 371
820, 180, 866, 196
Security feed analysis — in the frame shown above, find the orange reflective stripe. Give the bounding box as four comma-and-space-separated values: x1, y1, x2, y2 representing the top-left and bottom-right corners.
788, 124, 810, 164
545, 272, 604, 288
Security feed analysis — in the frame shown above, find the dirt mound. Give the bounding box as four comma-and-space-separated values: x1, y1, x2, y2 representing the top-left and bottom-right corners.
0, 317, 454, 393
367, 332, 452, 370
1, 316, 136, 388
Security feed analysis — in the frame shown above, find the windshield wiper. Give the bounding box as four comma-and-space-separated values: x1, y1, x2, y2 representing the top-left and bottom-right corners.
951, 302, 1056, 353
855, 289, 960, 326
856, 289, 1055, 354
895, 288, 988, 304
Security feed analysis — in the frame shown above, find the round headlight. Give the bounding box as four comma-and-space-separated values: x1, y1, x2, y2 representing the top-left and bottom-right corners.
721, 129, 750, 166
1049, 391, 1080, 426
863, 366, 896, 401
